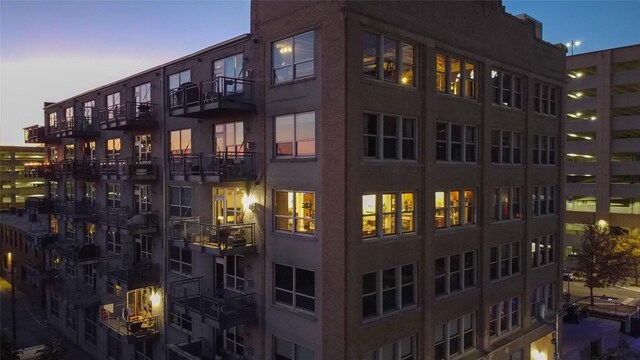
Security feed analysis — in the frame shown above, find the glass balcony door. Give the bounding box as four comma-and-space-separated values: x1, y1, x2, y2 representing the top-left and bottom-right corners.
213, 188, 245, 225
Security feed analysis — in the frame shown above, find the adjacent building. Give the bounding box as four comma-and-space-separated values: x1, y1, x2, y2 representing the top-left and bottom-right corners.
565, 44, 640, 254
21, 1, 566, 359
0, 145, 45, 211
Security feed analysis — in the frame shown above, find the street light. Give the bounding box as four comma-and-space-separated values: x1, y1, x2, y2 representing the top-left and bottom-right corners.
565, 40, 581, 56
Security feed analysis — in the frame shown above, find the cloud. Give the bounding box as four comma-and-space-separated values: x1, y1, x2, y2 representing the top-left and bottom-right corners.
0, 56, 165, 146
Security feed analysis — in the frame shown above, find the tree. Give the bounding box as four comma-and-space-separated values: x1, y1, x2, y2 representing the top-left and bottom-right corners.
35, 337, 68, 360
0, 330, 21, 360
574, 224, 634, 306
618, 234, 640, 286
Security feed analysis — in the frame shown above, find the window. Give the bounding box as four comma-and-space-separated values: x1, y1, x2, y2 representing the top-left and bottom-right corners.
363, 114, 416, 161
273, 31, 315, 84
214, 53, 243, 79
435, 190, 475, 228
107, 330, 122, 360
531, 234, 555, 268
66, 306, 77, 331
135, 235, 152, 262
135, 340, 153, 360
534, 83, 558, 116
65, 219, 75, 240
49, 181, 58, 199
489, 297, 519, 339
435, 313, 475, 360
170, 186, 192, 217
367, 335, 416, 360
134, 82, 151, 104
106, 183, 121, 208
170, 311, 192, 332
226, 255, 245, 291
169, 128, 192, 156
532, 185, 556, 216
224, 326, 245, 357
215, 122, 244, 154
436, 123, 476, 163
84, 306, 97, 346
274, 264, 315, 313
531, 283, 554, 318
169, 70, 191, 90
362, 264, 415, 319
362, 192, 415, 238
491, 70, 523, 109
134, 134, 152, 162
274, 191, 315, 234
107, 229, 121, 255
491, 130, 522, 164
489, 242, 520, 281
508, 351, 523, 360
84, 182, 96, 203
48, 112, 58, 129
170, 246, 192, 276
134, 184, 152, 214
363, 31, 415, 86
533, 135, 556, 165
50, 296, 59, 317
435, 252, 475, 297
274, 335, 315, 360
107, 279, 122, 298
436, 53, 476, 98
106, 138, 121, 161
491, 187, 522, 222
83, 100, 95, 120
275, 112, 316, 158
64, 144, 74, 160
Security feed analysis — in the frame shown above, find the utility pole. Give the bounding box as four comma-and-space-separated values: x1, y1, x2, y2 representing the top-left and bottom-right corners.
11, 266, 17, 342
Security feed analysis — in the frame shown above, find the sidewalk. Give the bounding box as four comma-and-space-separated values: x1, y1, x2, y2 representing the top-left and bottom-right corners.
0, 278, 93, 359
563, 317, 640, 358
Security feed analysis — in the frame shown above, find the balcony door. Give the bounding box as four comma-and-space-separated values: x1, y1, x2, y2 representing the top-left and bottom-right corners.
214, 122, 244, 154
213, 187, 245, 225
134, 134, 152, 163
213, 53, 243, 94
126, 287, 153, 318
134, 184, 152, 214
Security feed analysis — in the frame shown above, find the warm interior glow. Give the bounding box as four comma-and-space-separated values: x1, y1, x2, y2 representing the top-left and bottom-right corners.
150, 292, 161, 305
242, 194, 256, 210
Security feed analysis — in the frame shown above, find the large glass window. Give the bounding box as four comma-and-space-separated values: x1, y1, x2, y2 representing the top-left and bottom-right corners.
48, 112, 58, 129
225, 255, 245, 292
436, 123, 476, 163
169, 70, 191, 90
273, 336, 315, 360
273, 31, 315, 84
491, 70, 523, 109
274, 191, 315, 235
106, 92, 121, 120
363, 113, 416, 161
134, 184, 152, 214
534, 83, 558, 116
489, 297, 519, 339
367, 335, 416, 360
435, 313, 475, 360
489, 242, 520, 281
531, 283, 554, 319
215, 122, 243, 154
170, 186, 192, 217
531, 234, 555, 268
134, 83, 151, 104
107, 229, 121, 255
275, 112, 316, 158
362, 192, 415, 239
170, 128, 192, 156
491, 130, 522, 164
435, 252, 475, 297
435, 190, 475, 229
363, 31, 415, 86
274, 264, 315, 313
170, 246, 192, 276
533, 135, 556, 165
106, 138, 121, 160
106, 183, 121, 208
491, 187, 522, 222
362, 264, 415, 320
436, 53, 476, 98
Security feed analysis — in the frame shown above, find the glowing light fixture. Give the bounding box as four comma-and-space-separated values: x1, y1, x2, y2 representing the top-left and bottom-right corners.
151, 292, 161, 305
590, 116, 597, 121
242, 194, 257, 211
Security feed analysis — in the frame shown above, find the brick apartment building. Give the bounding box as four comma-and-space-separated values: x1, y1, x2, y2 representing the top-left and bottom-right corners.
18, 1, 565, 359
565, 45, 640, 255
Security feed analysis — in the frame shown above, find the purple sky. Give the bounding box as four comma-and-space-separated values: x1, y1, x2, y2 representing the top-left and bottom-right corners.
1, 1, 637, 146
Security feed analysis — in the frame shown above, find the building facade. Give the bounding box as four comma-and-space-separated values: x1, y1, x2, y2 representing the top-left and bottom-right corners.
565, 45, 640, 254
0, 145, 45, 211
21, 1, 565, 359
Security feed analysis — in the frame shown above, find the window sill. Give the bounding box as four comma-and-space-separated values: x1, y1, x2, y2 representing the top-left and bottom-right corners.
362, 77, 419, 91
490, 219, 524, 225
435, 92, 480, 104
270, 75, 316, 88
272, 157, 317, 163
489, 273, 521, 284
435, 225, 479, 233
361, 159, 421, 165
273, 230, 317, 241
435, 288, 476, 301
271, 303, 317, 321
490, 162, 523, 166
169, 323, 192, 335
490, 103, 524, 113
532, 214, 557, 219
533, 112, 559, 119
435, 161, 480, 167
532, 164, 558, 167
361, 305, 418, 325
362, 233, 420, 244
169, 270, 192, 278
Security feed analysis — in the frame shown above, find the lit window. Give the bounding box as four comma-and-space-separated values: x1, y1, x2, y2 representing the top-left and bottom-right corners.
436, 53, 476, 98
435, 189, 475, 229
362, 192, 415, 239
531, 283, 554, 319
363, 31, 415, 86
273, 31, 315, 84
274, 191, 315, 235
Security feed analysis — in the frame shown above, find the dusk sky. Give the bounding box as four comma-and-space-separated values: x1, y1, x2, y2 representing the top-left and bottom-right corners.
1, 0, 638, 146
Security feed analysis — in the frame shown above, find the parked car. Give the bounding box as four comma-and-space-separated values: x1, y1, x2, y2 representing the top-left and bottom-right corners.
563, 268, 575, 281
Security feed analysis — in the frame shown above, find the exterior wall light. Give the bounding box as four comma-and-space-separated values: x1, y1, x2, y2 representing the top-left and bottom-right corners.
242, 194, 257, 211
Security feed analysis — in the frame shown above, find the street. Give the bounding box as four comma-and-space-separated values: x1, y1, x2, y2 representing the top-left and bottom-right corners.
0, 278, 92, 358
564, 279, 640, 306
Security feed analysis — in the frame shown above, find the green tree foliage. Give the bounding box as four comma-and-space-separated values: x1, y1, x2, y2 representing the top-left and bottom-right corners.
618, 234, 640, 286
575, 224, 634, 306
35, 337, 68, 360
0, 330, 21, 360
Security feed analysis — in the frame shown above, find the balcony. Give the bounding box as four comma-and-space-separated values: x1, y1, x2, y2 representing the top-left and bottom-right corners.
51, 277, 99, 309
169, 152, 256, 182
170, 219, 256, 257
99, 157, 158, 181
57, 159, 99, 180
53, 116, 98, 139
53, 200, 98, 221
98, 207, 158, 234
76, 244, 100, 265
168, 77, 255, 118
24, 163, 56, 180
170, 277, 255, 329
99, 102, 158, 131
100, 261, 161, 290
100, 303, 159, 343
25, 196, 54, 213
167, 339, 205, 360
23, 125, 45, 143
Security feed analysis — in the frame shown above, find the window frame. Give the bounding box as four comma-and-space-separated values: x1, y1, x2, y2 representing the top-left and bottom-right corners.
273, 190, 316, 235
362, 263, 416, 321
362, 191, 415, 239
489, 242, 520, 282
490, 129, 522, 165
435, 252, 475, 297
362, 30, 416, 87
272, 31, 315, 84
491, 70, 523, 109
532, 185, 556, 216
491, 187, 522, 222
436, 52, 477, 98
273, 335, 315, 360
534, 83, 559, 117
489, 296, 519, 340
436, 122, 477, 163
434, 189, 476, 229
170, 246, 192, 276
367, 335, 416, 360
363, 113, 417, 161
106, 229, 121, 255
435, 313, 476, 360
106, 183, 121, 208
274, 111, 316, 159
169, 186, 192, 218
274, 263, 316, 314
531, 234, 555, 268
531, 283, 554, 319
533, 135, 556, 165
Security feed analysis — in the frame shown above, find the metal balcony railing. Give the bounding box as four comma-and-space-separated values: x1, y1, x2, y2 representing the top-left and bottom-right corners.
170, 218, 255, 256
99, 261, 160, 290
169, 152, 255, 182
25, 197, 54, 213
168, 77, 255, 117
99, 157, 158, 180
76, 244, 100, 264
100, 304, 159, 342
170, 277, 255, 329
57, 159, 99, 178
98, 102, 158, 130
53, 200, 98, 218
98, 207, 158, 234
